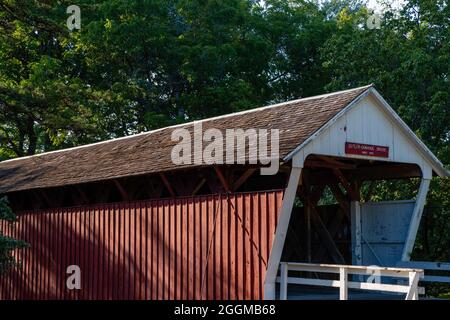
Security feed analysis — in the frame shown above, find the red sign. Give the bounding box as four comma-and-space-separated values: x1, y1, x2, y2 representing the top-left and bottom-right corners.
345, 142, 389, 158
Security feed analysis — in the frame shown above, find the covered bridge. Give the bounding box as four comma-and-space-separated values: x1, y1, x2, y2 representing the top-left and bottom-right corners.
0, 84, 448, 300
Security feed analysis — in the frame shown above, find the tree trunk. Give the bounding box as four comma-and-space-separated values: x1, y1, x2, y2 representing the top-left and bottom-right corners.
26, 117, 37, 155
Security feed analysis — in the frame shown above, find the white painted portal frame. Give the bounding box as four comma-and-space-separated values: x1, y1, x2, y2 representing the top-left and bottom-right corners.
263, 87, 448, 300
402, 179, 430, 261
263, 161, 303, 300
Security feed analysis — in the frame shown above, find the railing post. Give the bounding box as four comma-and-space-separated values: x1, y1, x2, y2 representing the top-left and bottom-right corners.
280, 263, 288, 300
339, 267, 348, 300
406, 271, 419, 300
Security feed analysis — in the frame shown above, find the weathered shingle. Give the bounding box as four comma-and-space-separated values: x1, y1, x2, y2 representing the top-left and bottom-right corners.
0, 85, 372, 193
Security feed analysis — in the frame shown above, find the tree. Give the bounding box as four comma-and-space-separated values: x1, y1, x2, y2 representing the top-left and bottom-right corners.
0, 196, 28, 275
0, 0, 118, 159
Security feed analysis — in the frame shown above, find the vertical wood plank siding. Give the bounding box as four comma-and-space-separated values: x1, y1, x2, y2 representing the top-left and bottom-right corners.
0, 190, 283, 300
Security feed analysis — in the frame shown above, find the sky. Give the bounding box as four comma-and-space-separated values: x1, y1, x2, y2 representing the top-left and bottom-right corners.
366, 0, 407, 12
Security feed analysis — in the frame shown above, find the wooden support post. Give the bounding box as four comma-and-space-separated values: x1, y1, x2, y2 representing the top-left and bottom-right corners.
280, 263, 288, 300
159, 173, 176, 198
402, 178, 431, 261
305, 205, 311, 262
351, 201, 362, 265
352, 180, 361, 202
339, 267, 348, 300
264, 166, 302, 300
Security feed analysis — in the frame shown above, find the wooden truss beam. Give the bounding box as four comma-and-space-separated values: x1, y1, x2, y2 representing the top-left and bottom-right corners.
192, 178, 206, 196
214, 167, 231, 193
113, 179, 130, 201
75, 186, 90, 204
333, 168, 359, 201
98, 184, 112, 203
348, 164, 422, 181
306, 164, 422, 186
38, 188, 66, 208
159, 173, 176, 197
298, 185, 346, 264
147, 178, 164, 198
316, 155, 357, 169
308, 204, 346, 264
203, 169, 222, 193
170, 175, 187, 196
31, 190, 47, 208
306, 157, 356, 170
314, 208, 346, 262
328, 183, 350, 217
232, 168, 257, 191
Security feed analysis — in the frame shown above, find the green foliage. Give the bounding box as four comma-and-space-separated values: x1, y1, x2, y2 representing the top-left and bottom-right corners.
1, 0, 346, 156
414, 178, 450, 262
0, 197, 29, 275
1, 1, 446, 160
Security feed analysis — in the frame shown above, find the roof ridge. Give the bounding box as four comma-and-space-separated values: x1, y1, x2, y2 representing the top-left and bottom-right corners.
0, 84, 372, 164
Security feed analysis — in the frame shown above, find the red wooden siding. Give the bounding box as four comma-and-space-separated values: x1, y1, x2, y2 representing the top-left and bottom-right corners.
0, 190, 283, 300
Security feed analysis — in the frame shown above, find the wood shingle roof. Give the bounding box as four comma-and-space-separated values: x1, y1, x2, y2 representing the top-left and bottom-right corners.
0, 85, 372, 193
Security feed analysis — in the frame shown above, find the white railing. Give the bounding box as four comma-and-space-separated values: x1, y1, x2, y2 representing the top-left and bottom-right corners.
397, 261, 450, 284
276, 262, 425, 300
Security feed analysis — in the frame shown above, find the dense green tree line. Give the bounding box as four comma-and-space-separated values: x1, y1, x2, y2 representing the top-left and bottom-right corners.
0, 1, 447, 158
0, 0, 448, 272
